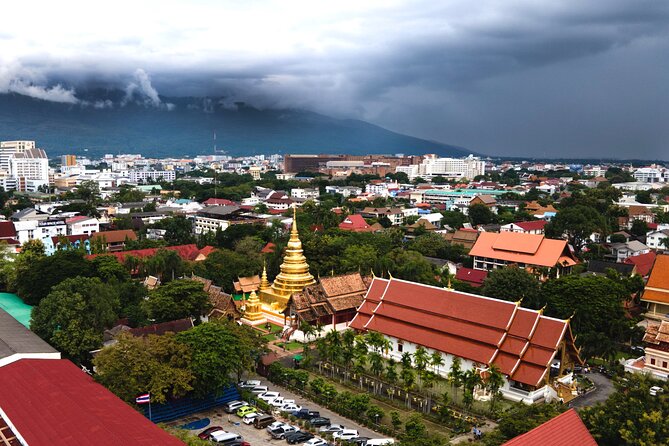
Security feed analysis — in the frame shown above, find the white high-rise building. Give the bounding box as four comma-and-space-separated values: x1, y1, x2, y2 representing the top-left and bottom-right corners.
9, 149, 50, 192
416, 154, 485, 180
0, 141, 35, 173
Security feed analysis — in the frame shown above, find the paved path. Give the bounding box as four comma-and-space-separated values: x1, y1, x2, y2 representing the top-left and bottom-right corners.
571, 372, 614, 408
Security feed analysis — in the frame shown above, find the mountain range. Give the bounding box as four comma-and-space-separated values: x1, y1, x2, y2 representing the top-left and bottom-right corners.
0, 91, 472, 159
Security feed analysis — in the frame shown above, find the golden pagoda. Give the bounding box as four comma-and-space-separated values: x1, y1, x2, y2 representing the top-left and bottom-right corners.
259, 206, 315, 311
241, 290, 265, 323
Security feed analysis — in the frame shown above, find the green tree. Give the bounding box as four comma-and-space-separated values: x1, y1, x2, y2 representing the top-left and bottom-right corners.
630, 219, 649, 237
486, 365, 505, 412
441, 210, 467, 229
91, 255, 131, 283
161, 216, 195, 245
143, 279, 211, 323
580, 375, 668, 446
193, 248, 261, 293
93, 332, 194, 404
448, 357, 463, 400
341, 244, 379, 273
176, 320, 266, 396
540, 275, 631, 359
31, 277, 120, 362
545, 205, 606, 252
469, 204, 496, 226
16, 249, 93, 305
481, 266, 542, 308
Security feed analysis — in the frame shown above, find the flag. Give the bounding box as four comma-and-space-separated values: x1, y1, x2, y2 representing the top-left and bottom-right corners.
135, 393, 150, 404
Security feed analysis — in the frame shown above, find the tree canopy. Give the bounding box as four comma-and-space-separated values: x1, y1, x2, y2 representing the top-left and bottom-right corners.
481, 266, 542, 308
142, 279, 211, 323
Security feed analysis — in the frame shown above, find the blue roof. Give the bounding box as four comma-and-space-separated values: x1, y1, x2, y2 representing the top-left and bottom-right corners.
0, 293, 32, 328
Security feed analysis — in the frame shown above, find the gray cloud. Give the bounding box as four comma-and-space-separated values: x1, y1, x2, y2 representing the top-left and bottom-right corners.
1, 0, 668, 158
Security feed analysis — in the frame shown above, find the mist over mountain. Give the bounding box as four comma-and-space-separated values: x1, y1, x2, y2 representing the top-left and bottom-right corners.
0, 91, 471, 159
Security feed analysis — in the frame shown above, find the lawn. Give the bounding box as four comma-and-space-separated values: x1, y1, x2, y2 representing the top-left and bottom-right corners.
276, 341, 302, 351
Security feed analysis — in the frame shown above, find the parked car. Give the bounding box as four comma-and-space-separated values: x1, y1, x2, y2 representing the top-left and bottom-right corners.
198, 426, 224, 439
319, 424, 344, 434
650, 386, 664, 396
286, 430, 315, 444
364, 439, 395, 445
280, 403, 302, 412
265, 420, 285, 432
209, 430, 243, 444
258, 391, 281, 402
238, 379, 262, 388
333, 429, 359, 441
307, 417, 331, 427
346, 437, 370, 445
270, 424, 298, 439
226, 441, 251, 446
631, 346, 645, 355
253, 414, 277, 429
293, 409, 320, 420
242, 412, 262, 424
250, 385, 269, 394
303, 438, 329, 446
223, 400, 249, 413
269, 396, 295, 407
236, 405, 257, 417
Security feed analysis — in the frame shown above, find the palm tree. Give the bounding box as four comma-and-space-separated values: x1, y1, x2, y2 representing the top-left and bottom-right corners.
369, 351, 384, 377
385, 359, 399, 400
341, 330, 356, 380
462, 369, 483, 408
431, 351, 444, 376
400, 352, 413, 370
486, 365, 505, 412
448, 357, 463, 401
323, 330, 342, 377
400, 368, 415, 409
413, 346, 430, 387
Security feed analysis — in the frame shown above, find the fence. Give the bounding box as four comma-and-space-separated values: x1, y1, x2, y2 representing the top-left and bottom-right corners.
141, 386, 240, 423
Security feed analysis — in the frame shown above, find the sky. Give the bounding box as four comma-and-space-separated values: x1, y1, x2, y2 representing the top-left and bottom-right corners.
1, 0, 668, 158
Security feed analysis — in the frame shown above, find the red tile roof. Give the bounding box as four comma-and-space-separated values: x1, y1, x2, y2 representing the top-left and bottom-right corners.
350, 278, 581, 387
514, 220, 547, 232
261, 242, 276, 253
0, 359, 184, 445
203, 198, 236, 206
455, 267, 488, 287
87, 244, 213, 262
502, 409, 596, 446
0, 221, 17, 239
338, 214, 374, 232
91, 229, 138, 244
624, 251, 656, 277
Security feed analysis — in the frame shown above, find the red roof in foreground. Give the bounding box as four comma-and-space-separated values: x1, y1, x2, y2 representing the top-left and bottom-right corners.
0, 221, 17, 239
624, 251, 656, 277
0, 359, 184, 445
502, 409, 596, 446
455, 267, 488, 287
350, 278, 581, 387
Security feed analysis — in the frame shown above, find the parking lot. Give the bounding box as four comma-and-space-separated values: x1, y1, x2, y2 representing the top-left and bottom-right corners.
175, 378, 387, 445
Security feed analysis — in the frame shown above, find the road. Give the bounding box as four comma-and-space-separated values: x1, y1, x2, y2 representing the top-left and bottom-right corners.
571, 372, 614, 408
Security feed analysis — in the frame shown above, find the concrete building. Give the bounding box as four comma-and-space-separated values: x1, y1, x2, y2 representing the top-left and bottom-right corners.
128, 170, 176, 183
10, 148, 50, 191
417, 154, 485, 180
0, 140, 35, 173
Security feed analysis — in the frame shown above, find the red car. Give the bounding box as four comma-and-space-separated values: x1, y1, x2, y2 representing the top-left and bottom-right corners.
197, 426, 224, 439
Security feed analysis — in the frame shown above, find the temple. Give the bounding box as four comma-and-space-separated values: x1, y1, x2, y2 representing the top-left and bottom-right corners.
240, 207, 315, 325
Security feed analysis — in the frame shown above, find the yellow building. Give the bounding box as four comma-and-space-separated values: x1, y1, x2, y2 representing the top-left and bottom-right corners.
259, 207, 315, 314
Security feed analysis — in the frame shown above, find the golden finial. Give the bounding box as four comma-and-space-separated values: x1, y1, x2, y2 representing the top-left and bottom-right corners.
515, 297, 523, 306
567, 310, 576, 322
260, 261, 271, 290
388, 271, 394, 279
446, 276, 452, 289
371, 269, 376, 278
538, 304, 547, 315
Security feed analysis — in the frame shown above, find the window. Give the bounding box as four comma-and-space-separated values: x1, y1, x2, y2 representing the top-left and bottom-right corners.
650, 358, 656, 365
663, 361, 668, 369
397, 340, 403, 353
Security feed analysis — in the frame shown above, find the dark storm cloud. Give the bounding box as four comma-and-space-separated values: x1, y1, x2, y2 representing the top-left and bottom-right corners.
1, 0, 668, 158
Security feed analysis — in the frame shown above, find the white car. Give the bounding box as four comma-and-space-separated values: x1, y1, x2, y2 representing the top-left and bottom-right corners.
319, 424, 344, 434
280, 403, 302, 412
242, 412, 262, 424
333, 429, 359, 441
270, 397, 295, 407
258, 391, 281, 402
266, 421, 285, 432
238, 379, 261, 389
303, 438, 328, 446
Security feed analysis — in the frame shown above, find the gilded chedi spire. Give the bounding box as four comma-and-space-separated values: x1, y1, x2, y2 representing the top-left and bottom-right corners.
266, 206, 315, 304
260, 260, 271, 291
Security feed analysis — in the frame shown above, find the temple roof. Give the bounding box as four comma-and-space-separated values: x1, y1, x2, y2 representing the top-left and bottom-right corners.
350, 278, 581, 387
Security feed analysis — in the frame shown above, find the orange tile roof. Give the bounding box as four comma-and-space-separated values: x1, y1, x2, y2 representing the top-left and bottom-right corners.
469, 232, 576, 268
624, 251, 656, 276
502, 409, 596, 446
642, 254, 669, 304
350, 278, 581, 387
